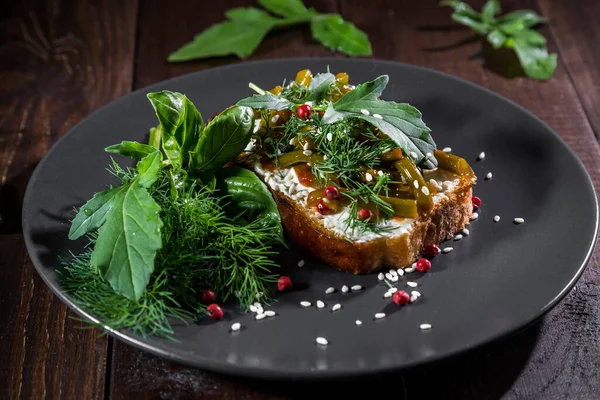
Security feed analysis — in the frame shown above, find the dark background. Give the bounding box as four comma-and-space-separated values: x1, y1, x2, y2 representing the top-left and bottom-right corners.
1, 0, 599, 399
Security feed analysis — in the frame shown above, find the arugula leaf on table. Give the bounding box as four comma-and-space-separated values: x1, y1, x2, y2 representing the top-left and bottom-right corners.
168, 0, 371, 62
322, 75, 437, 169
214, 166, 283, 238
440, 0, 556, 80
190, 106, 255, 173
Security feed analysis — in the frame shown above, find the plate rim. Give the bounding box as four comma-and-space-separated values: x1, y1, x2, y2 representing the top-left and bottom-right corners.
22, 57, 600, 380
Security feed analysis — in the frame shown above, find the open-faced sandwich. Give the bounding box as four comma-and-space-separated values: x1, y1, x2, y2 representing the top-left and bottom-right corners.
236, 69, 477, 274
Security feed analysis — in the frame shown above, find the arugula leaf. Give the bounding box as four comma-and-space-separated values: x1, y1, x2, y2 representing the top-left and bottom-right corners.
105, 141, 157, 159
306, 72, 336, 102
147, 91, 203, 169
225, 7, 278, 24
136, 151, 162, 189
322, 75, 437, 169
258, 0, 310, 18
90, 180, 163, 301
441, 0, 556, 81
168, 21, 273, 62
68, 186, 122, 240
190, 106, 255, 172
510, 37, 557, 81
481, 0, 501, 24
311, 15, 372, 56
214, 166, 283, 237
237, 91, 294, 110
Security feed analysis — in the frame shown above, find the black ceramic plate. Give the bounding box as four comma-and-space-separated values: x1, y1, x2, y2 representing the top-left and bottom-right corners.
23, 58, 598, 380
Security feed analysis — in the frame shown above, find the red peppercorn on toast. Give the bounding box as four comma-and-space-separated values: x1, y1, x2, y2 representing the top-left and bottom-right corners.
235, 69, 477, 273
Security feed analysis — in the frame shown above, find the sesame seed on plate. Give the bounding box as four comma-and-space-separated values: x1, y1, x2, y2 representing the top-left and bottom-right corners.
470, 212, 479, 221
389, 269, 398, 277
375, 313, 386, 319
385, 273, 393, 280
365, 172, 373, 182
409, 294, 419, 303
351, 285, 363, 291
462, 228, 470, 236
485, 172, 492, 180
326, 132, 333, 141
303, 142, 310, 150
256, 306, 264, 315
264, 310, 276, 317
413, 180, 419, 189
494, 215, 500, 222
421, 186, 430, 195
405, 263, 417, 273
443, 147, 452, 152
454, 234, 463, 241
231, 322, 241, 332
388, 287, 398, 293
300, 301, 312, 308
289, 138, 296, 146
250, 305, 257, 313
317, 300, 325, 309
316, 337, 328, 345
442, 247, 454, 254
355, 320, 363, 326
298, 260, 305, 267
407, 281, 418, 288
513, 217, 525, 224
325, 287, 336, 294
255, 313, 267, 320
342, 285, 349, 293
391, 275, 399, 282
378, 272, 385, 281
384, 291, 392, 298
397, 269, 405, 276
477, 152, 485, 161
411, 290, 422, 297
373, 113, 383, 119
410, 151, 418, 159
303, 150, 313, 156
420, 323, 432, 330
360, 109, 370, 115
332, 304, 342, 312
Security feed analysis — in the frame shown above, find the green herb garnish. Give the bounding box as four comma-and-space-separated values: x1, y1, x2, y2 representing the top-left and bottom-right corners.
168, 0, 372, 62
62, 90, 284, 337
441, 0, 557, 80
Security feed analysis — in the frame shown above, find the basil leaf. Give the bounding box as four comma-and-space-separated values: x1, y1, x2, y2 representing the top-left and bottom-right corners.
511, 37, 557, 81
306, 72, 336, 102
322, 75, 437, 169
90, 181, 163, 301
168, 21, 273, 62
311, 15, 372, 56
146, 91, 203, 169
440, 1, 481, 19
225, 7, 278, 24
136, 151, 162, 189
258, 0, 310, 18
68, 186, 122, 240
451, 13, 489, 35
190, 106, 254, 172
148, 125, 161, 150
214, 167, 283, 237
497, 10, 545, 27
105, 141, 157, 159
481, 0, 501, 24
487, 29, 507, 49
237, 91, 294, 110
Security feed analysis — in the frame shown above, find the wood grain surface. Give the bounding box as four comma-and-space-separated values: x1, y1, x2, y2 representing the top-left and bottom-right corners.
1, 1, 599, 399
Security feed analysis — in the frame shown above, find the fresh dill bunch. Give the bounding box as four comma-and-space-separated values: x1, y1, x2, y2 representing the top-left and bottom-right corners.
60, 167, 282, 339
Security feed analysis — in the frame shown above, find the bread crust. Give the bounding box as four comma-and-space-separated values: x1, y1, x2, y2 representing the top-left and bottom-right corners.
267, 176, 474, 274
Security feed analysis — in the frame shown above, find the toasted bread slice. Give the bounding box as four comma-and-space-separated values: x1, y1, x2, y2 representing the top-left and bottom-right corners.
244, 157, 476, 274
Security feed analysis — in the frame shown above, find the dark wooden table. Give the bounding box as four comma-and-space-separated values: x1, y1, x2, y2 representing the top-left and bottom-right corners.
2, 0, 599, 398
